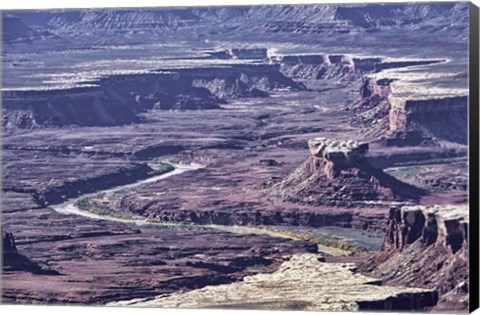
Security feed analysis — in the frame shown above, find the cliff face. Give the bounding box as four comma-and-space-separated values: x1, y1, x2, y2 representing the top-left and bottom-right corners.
355, 73, 467, 146
277, 55, 383, 81
189, 64, 304, 99
271, 138, 423, 206
2, 64, 302, 129
276, 54, 442, 82
359, 205, 469, 311
360, 78, 394, 99
277, 54, 355, 81
382, 205, 468, 256
2, 87, 140, 128
388, 96, 468, 145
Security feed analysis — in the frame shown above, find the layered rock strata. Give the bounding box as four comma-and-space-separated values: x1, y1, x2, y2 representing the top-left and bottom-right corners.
357, 70, 468, 146
359, 205, 469, 311
272, 137, 423, 206
275, 53, 440, 81
388, 96, 468, 144
113, 253, 437, 311
2, 64, 302, 129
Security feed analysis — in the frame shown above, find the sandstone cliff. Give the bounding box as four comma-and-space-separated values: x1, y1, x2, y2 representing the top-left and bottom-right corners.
276, 53, 441, 82
388, 95, 468, 145
357, 68, 467, 146
358, 205, 469, 311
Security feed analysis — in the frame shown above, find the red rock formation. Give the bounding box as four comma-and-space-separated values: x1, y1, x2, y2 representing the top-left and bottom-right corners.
354, 72, 467, 146
358, 205, 469, 311
379, 97, 466, 146
272, 138, 423, 206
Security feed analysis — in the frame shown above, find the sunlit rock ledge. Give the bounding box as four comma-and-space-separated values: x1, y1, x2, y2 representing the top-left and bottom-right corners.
366, 59, 468, 102
110, 253, 437, 311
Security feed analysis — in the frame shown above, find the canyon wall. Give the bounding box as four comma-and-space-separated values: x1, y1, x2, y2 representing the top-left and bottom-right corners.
275, 54, 440, 82
2, 64, 302, 129
359, 205, 469, 311
276, 54, 383, 80
358, 74, 467, 145
388, 95, 468, 144
2, 87, 140, 128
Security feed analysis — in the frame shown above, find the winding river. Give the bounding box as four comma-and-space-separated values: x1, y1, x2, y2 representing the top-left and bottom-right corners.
50, 162, 202, 226
49, 162, 365, 256
49, 162, 306, 235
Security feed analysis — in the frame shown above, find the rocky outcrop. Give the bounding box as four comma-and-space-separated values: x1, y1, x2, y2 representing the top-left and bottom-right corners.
271, 138, 423, 206
275, 54, 441, 82
3, 230, 17, 252
382, 205, 468, 255
276, 54, 381, 81
2, 229, 58, 275
358, 205, 469, 311
114, 253, 437, 311
360, 77, 395, 98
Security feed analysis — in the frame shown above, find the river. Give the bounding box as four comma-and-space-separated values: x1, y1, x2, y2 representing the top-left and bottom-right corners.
49, 162, 360, 256
50, 162, 202, 226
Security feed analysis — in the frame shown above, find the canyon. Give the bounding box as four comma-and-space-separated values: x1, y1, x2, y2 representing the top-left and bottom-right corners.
1, 2, 472, 312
